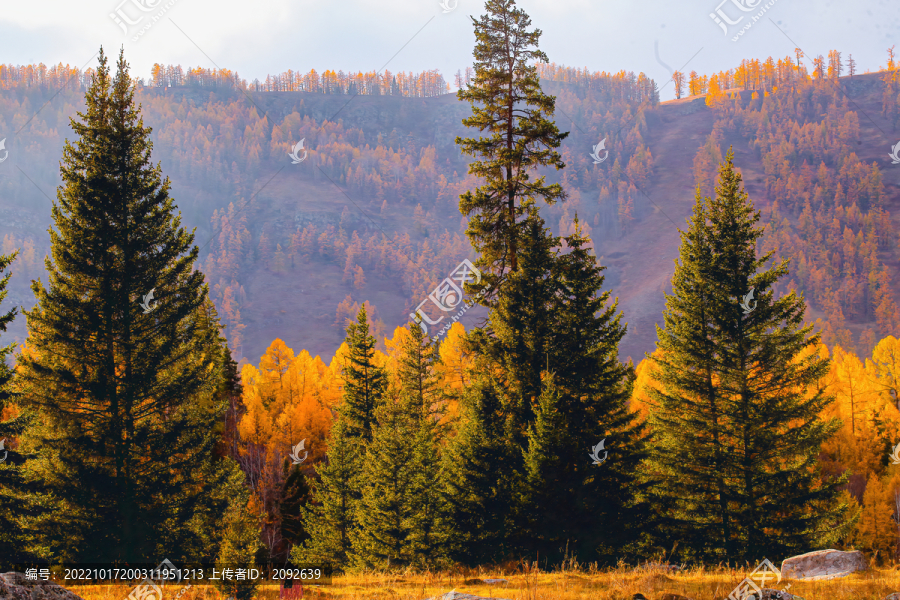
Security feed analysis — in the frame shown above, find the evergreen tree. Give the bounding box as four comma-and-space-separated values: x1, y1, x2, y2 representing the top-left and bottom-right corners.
467, 212, 557, 443
442, 378, 518, 565
456, 0, 568, 299
350, 386, 417, 569
351, 322, 450, 569
0, 248, 44, 569
279, 457, 312, 551
15, 48, 234, 563
400, 324, 451, 568
516, 218, 652, 563
291, 417, 359, 570
338, 304, 387, 444
215, 498, 264, 600
647, 148, 858, 564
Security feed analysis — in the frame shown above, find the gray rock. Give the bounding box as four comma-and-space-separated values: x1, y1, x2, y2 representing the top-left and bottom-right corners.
780, 549, 866, 580
0, 573, 86, 600
882, 594, 900, 600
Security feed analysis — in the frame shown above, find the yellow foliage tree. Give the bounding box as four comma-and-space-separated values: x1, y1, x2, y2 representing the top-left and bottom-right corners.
853, 472, 897, 562
870, 335, 900, 412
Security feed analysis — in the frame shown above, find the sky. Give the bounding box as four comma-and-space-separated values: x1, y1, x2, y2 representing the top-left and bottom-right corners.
0, 0, 898, 101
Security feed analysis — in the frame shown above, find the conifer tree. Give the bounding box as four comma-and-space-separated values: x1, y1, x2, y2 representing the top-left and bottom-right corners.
442, 378, 518, 565
291, 417, 359, 569
279, 457, 312, 551
350, 386, 417, 569
400, 323, 451, 568
351, 322, 450, 568
647, 148, 858, 564
0, 249, 40, 568
467, 212, 557, 445
14, 48, 235, 563
518, 219, 651, 563
338, 304, 387, 443
215, 498, 264, 600
456, 0, 568, 299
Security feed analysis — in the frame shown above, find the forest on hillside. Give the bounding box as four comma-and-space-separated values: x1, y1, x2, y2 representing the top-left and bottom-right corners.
5, 0, 900, 585
1, 48, 899, 364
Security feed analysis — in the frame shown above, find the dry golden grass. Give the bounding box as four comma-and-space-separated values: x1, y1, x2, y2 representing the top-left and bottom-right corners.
68, 563, 900, 600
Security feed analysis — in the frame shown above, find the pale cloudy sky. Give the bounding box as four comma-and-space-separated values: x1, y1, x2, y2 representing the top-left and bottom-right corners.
0, 0, 897, 101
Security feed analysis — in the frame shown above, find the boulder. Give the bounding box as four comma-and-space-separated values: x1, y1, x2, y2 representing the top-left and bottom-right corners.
780, 549, 866, 580
0, 573, 86, 600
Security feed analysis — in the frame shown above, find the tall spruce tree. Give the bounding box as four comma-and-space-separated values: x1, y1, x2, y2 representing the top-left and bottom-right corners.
15, 48, 237, 563
467, 212, 557, 444
442, 377, 517, 565
351, 322, 450, 569
647, 149, 858, 564
291, 417, 359, 569
279, 457, 312, 552
399, 323, 450, 568
517, 218, 652, 563
456, 0, 568, 298
292, 306, 386, 570
0, 249, 42, 568
338, 304, 387, 443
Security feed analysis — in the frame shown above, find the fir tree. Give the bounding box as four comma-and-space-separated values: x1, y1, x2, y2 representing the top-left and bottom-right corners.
215, 498, 264, 600
456, 0, 568, 300
279, 457, 312, 552
350, 387, 417, 569
647, 148, 858, 564
518, 218, 652, 563
467, 212, 558, 446
338, 304, 387, 444
15, 48, 234, 563
351, 322, 450, 569
400, 323, 451, 568
442, 378, 518, 565
291, 415, 360, 570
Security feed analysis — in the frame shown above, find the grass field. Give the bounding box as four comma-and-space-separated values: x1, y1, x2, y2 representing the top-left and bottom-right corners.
67, 563, 900, 600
